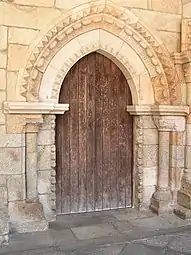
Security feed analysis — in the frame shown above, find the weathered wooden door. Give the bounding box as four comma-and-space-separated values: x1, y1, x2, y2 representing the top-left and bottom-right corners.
56, 52, 133, 214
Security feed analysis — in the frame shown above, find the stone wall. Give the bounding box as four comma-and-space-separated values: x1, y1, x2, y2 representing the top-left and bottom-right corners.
0, 0, 189, 245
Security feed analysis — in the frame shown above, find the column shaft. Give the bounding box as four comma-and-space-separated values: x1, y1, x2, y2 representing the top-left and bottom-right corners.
25, 131, 38, 201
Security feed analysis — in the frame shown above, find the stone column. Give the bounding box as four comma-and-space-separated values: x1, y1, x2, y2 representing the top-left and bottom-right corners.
25, 123, 39, 201
175, 60, 191, 218
150, 120, 172, 214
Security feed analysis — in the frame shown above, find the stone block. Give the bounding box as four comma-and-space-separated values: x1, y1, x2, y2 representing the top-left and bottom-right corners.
170, 132, 185, 146
0, 51, 7, 69
0, 69, 6, 90
7, 71, 19, 101
0, 175, 7, 187
8, 27, 38, 45
39, 194, 54, 221
0, 26, 8, 50
143, 145, 158, 168
71, 223, 116, 240
143, 185, 156, 204
36, 7, 61, 29
0, 112, 5, 125
0, 127, 24, 148
142, 116, 156, 129
170, 145, 184, 168
38, 170, 51, 194
158, 31, 180, 53
131, 9, 181, 33
185, 146, 191, 169
143, 167, 157, 186
40, 115, 55, 130
0, 187, 8, 207
0, 148, 23, 174
13, 0, 55, 7
169, 167, 183, 191
7, 174, 25, 201
9, 201, 47, 233
151, 0, 182, 14
0, 91, 6, 109
177, 190, 191, 210
0, 208, 9, 235
55, 0, 91, 9
2, 3, 37, 29
37, 130, 55, 146
183, 2, 191, 18
143, 129, 158, 145
37, 145, 52, 170
8, 44, 28, 71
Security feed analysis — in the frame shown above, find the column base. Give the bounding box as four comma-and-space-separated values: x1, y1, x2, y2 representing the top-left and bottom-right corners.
174, 206, 191, 219
175, 178, 191, 219
150, 189, 173, 215
9, 200, 48, 234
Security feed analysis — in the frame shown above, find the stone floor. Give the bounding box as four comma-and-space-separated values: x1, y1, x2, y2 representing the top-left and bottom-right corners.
1, 209, 191, 254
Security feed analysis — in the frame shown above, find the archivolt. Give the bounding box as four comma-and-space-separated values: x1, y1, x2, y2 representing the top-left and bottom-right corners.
17, 0, 180, 105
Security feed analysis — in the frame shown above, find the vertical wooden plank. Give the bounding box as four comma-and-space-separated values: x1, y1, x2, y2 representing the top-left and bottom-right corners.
57, 71, 71, 214
101, 55, 111, 210
125, 80, 133, 207
55, 115, 62, 214
78, 56, 88, 212
109, 62, 119, 209
86, 53, 96, 212
118, 69, 132, 208
69, 63, 79, 213
94, 53, 104, 211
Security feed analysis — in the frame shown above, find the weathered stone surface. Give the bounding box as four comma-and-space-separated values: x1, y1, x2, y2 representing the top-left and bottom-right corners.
7, 174, 25, 201
131, 9, 181, 32
8, 44, 28, 71
71, 224, 116, 240
37, 130, 55, 146
9, 201, 47, 233
38, 171, 51, 194
8, 27, 38, 45
0, 148, 23, 174
37, 146, 52, 170
13, 0, 55, 7
0, 26, 8, 50
0, 51, 7, 69
143, 145, 157, 168
151, 0, 182, 14
0, 69, 6, 90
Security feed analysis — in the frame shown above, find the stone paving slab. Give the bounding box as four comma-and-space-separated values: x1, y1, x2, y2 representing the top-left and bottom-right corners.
71, 223, 117, 240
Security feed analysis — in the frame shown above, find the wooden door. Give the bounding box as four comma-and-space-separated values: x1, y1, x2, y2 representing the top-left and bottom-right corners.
56, 52, 133, 214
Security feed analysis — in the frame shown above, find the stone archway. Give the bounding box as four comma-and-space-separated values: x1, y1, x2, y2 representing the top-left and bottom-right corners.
16, 0, 180, 105
3, 0, 186, 228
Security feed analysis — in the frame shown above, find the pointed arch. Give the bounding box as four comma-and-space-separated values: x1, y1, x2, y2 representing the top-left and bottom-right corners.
16, 0, 180, 105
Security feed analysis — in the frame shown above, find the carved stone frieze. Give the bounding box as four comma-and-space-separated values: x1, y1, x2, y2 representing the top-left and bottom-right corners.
17, 0, 179, 105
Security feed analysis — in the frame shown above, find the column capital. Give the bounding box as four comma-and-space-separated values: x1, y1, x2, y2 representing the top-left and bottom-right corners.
153, 116, 186, 132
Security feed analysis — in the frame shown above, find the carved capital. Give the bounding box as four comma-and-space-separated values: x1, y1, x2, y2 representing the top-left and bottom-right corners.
153, 116, 186, 132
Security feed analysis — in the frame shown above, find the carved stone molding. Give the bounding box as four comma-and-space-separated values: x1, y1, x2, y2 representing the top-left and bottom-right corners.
3, 102, 69, 115
127, 105, 189, 116
16, 0, 180, 105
